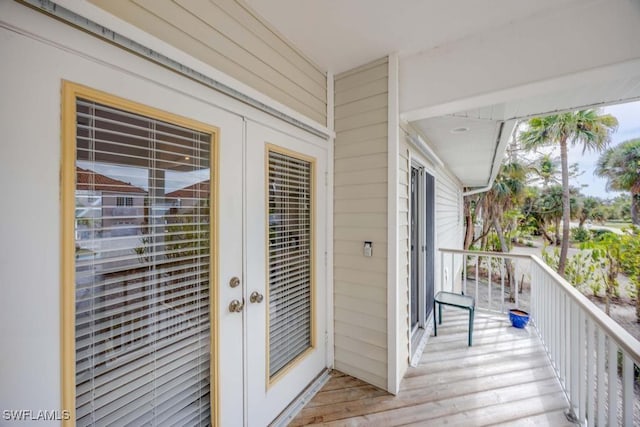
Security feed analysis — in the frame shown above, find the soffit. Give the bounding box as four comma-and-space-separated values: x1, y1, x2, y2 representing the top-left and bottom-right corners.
242, 0, 581, 74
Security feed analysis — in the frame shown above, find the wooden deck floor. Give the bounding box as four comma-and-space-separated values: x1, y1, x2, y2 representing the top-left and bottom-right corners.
290, 309, 573, 426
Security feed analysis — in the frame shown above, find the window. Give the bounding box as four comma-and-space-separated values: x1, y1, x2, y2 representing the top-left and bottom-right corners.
63, 83, 216, 426
267, 147, 314, 380
116, 196, 134, 207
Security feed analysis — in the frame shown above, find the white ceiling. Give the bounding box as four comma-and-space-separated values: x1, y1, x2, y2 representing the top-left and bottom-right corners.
411, 117, 505, 187
243, 0, 640, 188
243, 0, 582, 74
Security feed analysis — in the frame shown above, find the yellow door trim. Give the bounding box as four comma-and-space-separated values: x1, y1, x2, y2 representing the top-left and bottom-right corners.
60, 80, 220, 426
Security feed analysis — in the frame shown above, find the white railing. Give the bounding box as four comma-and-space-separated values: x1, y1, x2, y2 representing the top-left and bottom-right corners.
440, 248, 640, 426
440, 248, 532, 313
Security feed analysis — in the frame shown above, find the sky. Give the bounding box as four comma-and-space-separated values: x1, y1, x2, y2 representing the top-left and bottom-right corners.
567, 100, 640, 199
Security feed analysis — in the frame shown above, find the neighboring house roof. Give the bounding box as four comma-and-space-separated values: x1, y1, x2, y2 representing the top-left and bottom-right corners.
166, 180, 210, 199
76, 167, 147, 194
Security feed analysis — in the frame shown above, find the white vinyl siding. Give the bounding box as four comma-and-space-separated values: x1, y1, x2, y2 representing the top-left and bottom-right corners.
333, 57, 388, 390
436, 169, 464, 293
89, 0, 327, 125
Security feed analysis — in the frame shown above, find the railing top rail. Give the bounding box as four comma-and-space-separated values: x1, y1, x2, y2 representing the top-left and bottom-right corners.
531, 255, 640, 363
438, 248, 532, 260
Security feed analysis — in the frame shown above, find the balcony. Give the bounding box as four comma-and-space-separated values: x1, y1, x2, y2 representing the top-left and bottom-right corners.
291, 250, 640, 426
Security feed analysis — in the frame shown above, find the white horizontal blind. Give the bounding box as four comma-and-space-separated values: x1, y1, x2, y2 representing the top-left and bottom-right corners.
74, 98, 212, 426
268, 150, 313, 378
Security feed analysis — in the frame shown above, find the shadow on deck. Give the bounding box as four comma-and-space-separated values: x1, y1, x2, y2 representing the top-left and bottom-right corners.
290, 309, 573, 426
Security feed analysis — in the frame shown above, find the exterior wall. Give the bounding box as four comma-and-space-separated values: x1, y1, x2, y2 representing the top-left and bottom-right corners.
333, 57, 389, 389
435, 170, 464, 293
89, 0, 327, 125
0, 2, 326, 419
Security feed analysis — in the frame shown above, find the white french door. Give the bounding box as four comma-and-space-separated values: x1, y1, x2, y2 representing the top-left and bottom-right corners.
66, 81, 326, 426
220, 120, 327, 426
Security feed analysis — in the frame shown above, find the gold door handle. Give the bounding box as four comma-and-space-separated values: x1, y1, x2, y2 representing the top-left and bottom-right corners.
249, 291, 264, 304
229, 299, 244, 313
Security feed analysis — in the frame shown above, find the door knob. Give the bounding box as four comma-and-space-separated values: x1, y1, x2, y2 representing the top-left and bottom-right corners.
249, 291, 264, 304
229, 277, 241, 288
229, 299, 244, 313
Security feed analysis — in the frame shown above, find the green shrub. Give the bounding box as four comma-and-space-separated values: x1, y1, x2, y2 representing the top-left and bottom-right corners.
571, 227, 591, 243
542, 246, 600, 296
590, 228, 614, 241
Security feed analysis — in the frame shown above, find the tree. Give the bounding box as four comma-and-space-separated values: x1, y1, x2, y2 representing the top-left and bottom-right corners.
595, 138, 640, 225
471, 161, 528, 300
527, 185, 580, 245
519, 110, 618, 277
577, 196, 600, 228
531, 153, 560, 187
486, 162, 528, 251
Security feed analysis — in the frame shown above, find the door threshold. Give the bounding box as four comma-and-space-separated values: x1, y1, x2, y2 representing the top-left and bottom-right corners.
269, 368, 331, 427
410, 314, 434, 366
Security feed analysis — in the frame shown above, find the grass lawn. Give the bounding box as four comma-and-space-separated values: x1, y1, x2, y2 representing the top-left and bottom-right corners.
603, 221, 632, 229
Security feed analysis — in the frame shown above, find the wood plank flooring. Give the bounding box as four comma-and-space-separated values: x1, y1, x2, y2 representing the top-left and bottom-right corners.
290, 309, 573, 426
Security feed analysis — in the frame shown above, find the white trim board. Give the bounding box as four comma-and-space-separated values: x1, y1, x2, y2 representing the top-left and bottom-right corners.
386, 53, 400, 395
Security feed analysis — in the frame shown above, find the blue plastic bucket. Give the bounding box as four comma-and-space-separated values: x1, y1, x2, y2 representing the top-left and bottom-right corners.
509, 309, 529, 328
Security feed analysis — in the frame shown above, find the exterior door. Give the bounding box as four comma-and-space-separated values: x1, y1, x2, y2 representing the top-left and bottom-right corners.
410, 167, 420, 331
245, 120, 327, 425
424, 172, 436, 320
65, 82, 247, 426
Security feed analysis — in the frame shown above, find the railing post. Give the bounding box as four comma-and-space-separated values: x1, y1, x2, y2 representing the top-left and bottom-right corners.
514, 260, 519, 309
597, 328, 606, 427
586, 317, 595, 425
547, 273, 552, 362
500, 258, 505, 314
566, 293, 572, 392
530, 264, 535, 324
608, 338, 618, 425
555, 283, 561, 377
462, 254, 467, 295
578, 309, 586, 424
623, 352, 633, 427
570, 302, 578, 414
440, 251, 444, 293
450, 253, 455, 292
487, 257, 492, 311
475, 255, 479, 302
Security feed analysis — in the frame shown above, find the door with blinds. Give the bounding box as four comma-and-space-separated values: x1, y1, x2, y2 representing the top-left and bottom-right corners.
245, 121, 327, 425
64, 83, 244, 426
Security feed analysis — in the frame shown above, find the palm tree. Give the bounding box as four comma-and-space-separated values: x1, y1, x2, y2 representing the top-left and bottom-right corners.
481, 161, 528, 301
595, 138, 640, 225
532, 153, 560, 187
539, 185, 564, 245
518, 110, 618, 277
486, 162, 528, 250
